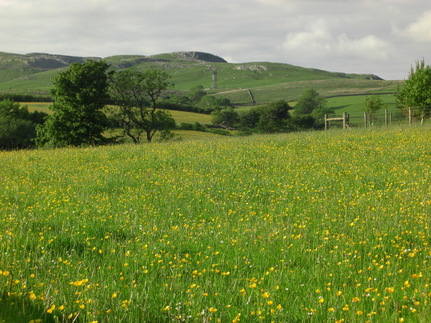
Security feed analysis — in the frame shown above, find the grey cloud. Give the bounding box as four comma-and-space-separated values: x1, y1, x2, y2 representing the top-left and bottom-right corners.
0, 0, 430, 79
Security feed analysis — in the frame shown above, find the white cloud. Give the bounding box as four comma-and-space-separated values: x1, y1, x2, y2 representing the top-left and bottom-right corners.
405, 11, 431, 42
283, 20, 390, 61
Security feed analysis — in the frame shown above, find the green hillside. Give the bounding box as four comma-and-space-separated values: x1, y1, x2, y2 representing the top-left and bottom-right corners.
0, 51, 399, 104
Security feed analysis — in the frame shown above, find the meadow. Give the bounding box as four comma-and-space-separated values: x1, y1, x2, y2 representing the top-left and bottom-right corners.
1, 126, 430, 322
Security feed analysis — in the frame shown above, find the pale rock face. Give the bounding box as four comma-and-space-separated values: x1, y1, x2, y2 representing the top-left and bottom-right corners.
233, 64, 268, 72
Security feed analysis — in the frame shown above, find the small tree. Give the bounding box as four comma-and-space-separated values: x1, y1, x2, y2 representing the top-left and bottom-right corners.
397, 59, 431, 124
109, 69, 175, 143
295, 89, 326, 115
37, 60, 111, 147
364, 96, 384, 125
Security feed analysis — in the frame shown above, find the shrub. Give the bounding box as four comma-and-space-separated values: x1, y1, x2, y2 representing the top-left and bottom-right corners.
0, 100, 47, 150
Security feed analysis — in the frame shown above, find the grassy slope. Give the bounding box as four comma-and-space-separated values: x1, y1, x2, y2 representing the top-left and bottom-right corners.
0, 126, 430, 322
326, 94, 401, 119
0, 52, 42, 83
0, 52, 399, 101
0, 68, 64, 94
214, 79, 399, 105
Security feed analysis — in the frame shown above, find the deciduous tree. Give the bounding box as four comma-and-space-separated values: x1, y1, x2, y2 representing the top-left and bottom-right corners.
397, 59, 431, 124
295, 89, 326, 115
37, 60, 111, 147
108, 69, 175, 143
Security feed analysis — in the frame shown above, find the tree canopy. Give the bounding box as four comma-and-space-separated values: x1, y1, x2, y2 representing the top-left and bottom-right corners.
109, 69, 175, 143
397, 59, 431, 123
37, 60, 111, 147
294, 89, 326, 115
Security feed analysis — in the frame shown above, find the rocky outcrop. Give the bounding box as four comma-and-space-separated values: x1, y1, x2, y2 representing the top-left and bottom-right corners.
173, 51, 227, 63
366, 74, 384, 81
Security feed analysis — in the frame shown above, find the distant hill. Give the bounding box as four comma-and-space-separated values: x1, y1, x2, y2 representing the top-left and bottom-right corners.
0, 51, 399, 104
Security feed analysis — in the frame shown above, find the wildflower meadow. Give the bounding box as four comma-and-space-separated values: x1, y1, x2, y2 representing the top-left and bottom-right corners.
0, 126, 430, 322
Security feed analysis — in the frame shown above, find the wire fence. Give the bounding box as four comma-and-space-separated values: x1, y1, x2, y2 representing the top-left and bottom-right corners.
324, 108, 428, 130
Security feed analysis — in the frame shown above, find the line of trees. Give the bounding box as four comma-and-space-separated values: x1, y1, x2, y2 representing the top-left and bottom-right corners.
211, 89, 332, 133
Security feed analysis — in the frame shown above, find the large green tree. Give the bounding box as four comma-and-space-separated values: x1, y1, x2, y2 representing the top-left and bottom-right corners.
397, 59, 431, 124
37, 60, 111, 147
108, 69, 175, 143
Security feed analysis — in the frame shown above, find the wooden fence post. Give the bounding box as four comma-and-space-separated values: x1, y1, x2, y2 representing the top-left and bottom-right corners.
364, 112, 367, 128
342, 112, 346, 129
324, 114, 328, 130
389, 112, 392, 125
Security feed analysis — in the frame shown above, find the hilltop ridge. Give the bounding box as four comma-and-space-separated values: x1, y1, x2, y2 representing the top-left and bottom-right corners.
0, 50, 398, 104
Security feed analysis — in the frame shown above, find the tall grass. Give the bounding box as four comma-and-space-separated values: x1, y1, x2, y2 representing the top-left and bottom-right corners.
0, 126, 430, 322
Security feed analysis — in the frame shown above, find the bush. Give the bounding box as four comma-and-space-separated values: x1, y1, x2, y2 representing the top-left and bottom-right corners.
0, 100, 47, 150
257, 100, 292, 133
212, 108, 240, 128
239, 109, 261, 129
291, 115, 316, 130
0, 117, 36, 150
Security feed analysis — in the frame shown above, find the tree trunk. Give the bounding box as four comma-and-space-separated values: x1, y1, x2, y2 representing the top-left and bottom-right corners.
146, 130, 152, 142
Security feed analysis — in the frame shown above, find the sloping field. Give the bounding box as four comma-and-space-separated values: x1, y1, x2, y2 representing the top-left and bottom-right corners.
326, 94, 398, 117
214, 79, 400, 105
1, 126, 430, 322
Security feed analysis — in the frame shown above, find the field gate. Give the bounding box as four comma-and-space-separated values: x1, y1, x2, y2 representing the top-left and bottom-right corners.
324, 112, 350, 130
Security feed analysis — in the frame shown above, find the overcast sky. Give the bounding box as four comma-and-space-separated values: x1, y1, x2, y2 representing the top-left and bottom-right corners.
1, 0, 430, 80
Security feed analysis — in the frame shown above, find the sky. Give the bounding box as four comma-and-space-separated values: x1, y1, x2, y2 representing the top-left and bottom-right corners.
1, 0, 430, 80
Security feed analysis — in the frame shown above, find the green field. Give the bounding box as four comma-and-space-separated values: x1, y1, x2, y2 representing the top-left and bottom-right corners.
1, 126, 430, 322
23, 102, 212, 125
326, 94, 398, 117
